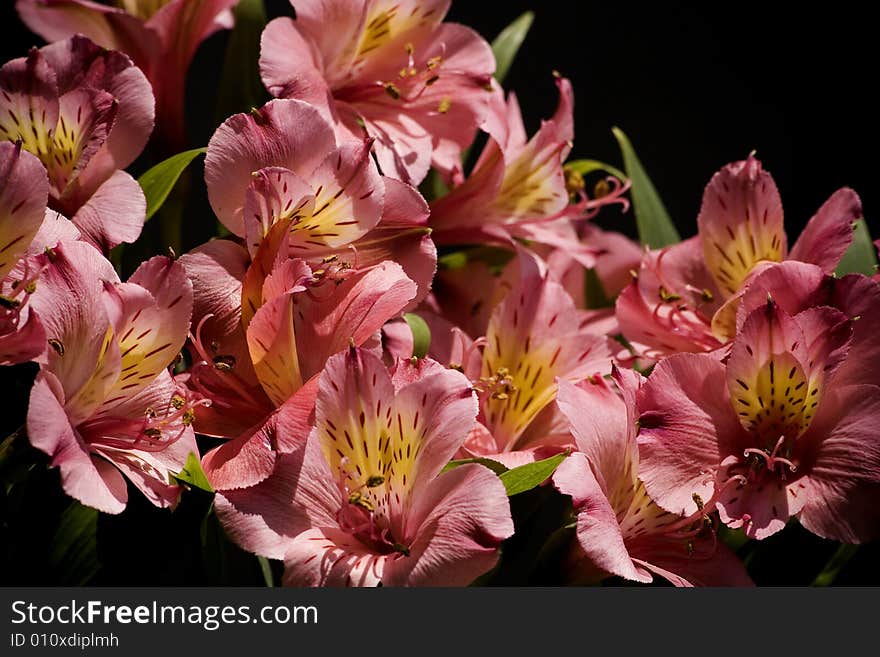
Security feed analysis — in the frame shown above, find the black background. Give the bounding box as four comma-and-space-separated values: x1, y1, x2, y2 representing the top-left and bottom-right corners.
4, 1, 878, 240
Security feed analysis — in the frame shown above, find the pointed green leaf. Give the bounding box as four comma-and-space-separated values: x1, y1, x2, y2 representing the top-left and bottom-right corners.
811, 544, 860, 586
612, 127, 680, 248
442, 457, 509, 475
499, 452, 568, 496
173, 451, 215, 493
403, 312, 431, 359
491, 11, 535, 84
257, 555, 275, 587
584, 267, 613, 309
138, 147, 207, 221
565, 159, 627, 183
49, 501, 100, 585
215, 0, 269, 125
835, 219, 877, 277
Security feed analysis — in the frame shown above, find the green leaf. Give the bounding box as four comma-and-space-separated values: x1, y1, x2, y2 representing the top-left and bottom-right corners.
403, 312, 431, 359
173, 451, 215, 493
811, 544, 860, 586
564, 159, 627, 183
835, 219, 877, 277
49, 501, 100, 585
612, 127, 681, 248
215, 0, 269, 125
499, 452, 568, 496
257, 556, 275, 587
138, 147, 207, 221
491, 11, 535, 84
584, 268, 613, 309
442, 457, 509, 475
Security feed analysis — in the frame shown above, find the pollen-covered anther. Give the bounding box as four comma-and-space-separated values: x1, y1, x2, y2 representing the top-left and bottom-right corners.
477, 366, 517, 401
564, 168, 585, 197
384, 83, 402, 99
366, 475, 385, 488
212, 354, 236, 371
348, 490, 375, 512
593, 179, 611, 199
658, 286, 681, 303
437, 97, 452, 114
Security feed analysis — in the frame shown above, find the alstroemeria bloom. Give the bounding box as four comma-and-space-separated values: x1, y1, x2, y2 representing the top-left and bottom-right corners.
260, 0, 495, 185
637, 299, 880, 542
0, 142, 51, 365
429, 76, 618, 261
26, 240, 199, 514
463, 250, 611, 460
205, 98, 436, 301
616, 155, 862, 357
215, 348, 514, 586
180, 231, 418, 490
0, 35, 154, 250
16, 0, 235, 152
553, 368, 752, 586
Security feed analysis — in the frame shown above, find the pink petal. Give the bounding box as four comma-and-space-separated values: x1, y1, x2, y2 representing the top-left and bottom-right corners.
481, 249, 611, 449
292, 261, 417, 382
630, 541, 754, 587
29, 208, 81, 254
205, 99, 337, 236
389, 361, 478, 488
242, 166, 314, 257
0, 142, 48, 281
28, 240, 119, 415
556, 378, 631, 490
637, 353, 744, 516
27, 370, 128, 514
215, 452, 315, 560
40, 35, 154, 182
387, 463, 513, 587
286, 140, 384, 255
202, 413, 277, 491
15, 1, 152, 58
259, 17, 334, 117
553, 453, 650, 583
697, 155, 786, 297
796, 383, 880, 543
69, 170, 145, 251
789, 188, 861, 272
283, 527, 387, 587
246, 292, 304, 406
827, 273, 880, 387
0, 47, 60, 162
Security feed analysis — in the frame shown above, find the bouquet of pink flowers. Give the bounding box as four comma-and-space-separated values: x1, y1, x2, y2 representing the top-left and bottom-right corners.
1, 0, 877, 588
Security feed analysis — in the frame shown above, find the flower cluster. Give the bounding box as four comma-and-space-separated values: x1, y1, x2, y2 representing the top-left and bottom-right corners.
4, 0, 878, 587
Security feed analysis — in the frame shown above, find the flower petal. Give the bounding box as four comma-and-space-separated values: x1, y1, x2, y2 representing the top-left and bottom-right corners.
698, 155, 785, 296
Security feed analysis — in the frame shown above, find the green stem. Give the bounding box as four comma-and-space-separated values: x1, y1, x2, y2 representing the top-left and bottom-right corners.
811, 544, 860, 586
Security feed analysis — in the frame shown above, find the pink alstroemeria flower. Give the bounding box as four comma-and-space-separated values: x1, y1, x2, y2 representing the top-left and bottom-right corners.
0, 142, 52, 365
637, 298, 880, 542
0, 35, 154, 251
17, 0, 236, 152
26, 240, 199, 514
553, 368, 752, 586
215, 348, 514, 586
429, 76, 624, 261
616, 155, 862, 358
180, 234, 418, 490
260, 0, 496, 185
461, 249, 611, 461
205, 98, 436, 301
